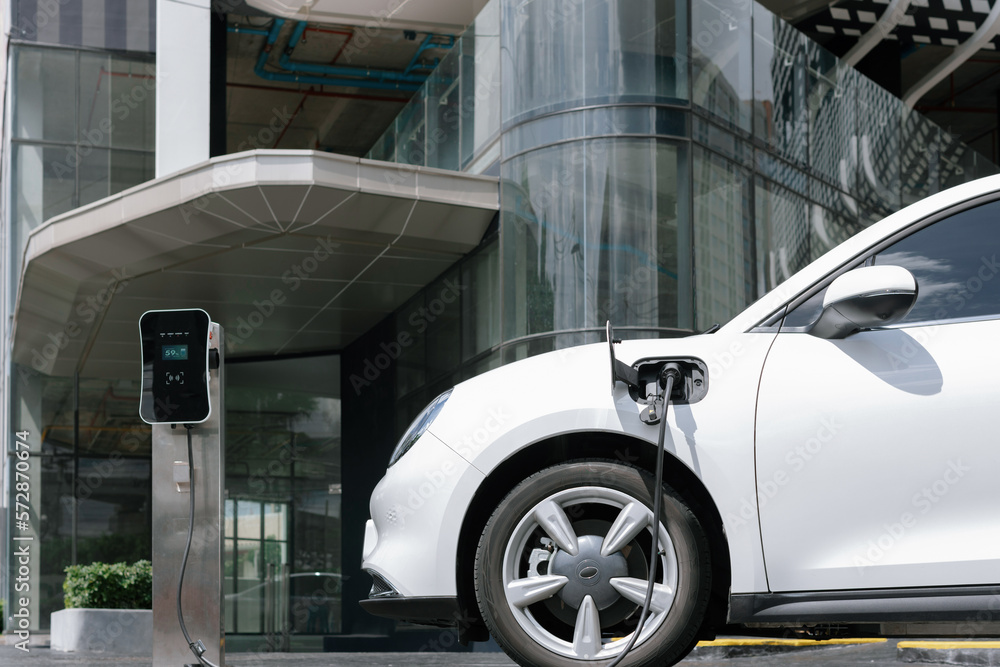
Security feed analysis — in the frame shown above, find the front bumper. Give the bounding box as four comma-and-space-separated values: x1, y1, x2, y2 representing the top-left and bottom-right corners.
361, 431, 484, 598
359, 595, 461, 628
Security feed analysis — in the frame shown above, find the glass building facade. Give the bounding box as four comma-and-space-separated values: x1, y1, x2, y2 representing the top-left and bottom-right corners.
3, 0, 996, 652
369, 0, 996, 343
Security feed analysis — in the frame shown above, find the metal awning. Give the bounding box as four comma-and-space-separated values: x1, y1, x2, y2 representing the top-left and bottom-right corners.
12, 150, 499, 379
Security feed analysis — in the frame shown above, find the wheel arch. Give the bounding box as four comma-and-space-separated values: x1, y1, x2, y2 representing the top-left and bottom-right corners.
454, 430, 731, 644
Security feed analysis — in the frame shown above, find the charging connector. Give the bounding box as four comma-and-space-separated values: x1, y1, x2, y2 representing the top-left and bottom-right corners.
607, 361, 686, 667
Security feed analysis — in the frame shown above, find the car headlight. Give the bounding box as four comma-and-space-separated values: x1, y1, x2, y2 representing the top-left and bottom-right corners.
388, 389, 453, 467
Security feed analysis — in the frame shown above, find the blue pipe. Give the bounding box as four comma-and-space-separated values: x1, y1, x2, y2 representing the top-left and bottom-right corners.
226, 25, 271, 37
252, 19, 422, 92
403, 34, 454, 76
278, 21, 428, 85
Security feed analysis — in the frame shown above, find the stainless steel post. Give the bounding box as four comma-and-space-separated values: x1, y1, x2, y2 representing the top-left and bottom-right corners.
152, 323, 225, 666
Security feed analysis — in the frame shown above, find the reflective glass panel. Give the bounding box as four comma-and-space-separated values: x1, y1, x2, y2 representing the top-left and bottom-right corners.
395, 91, 426, 166
753, 8, 807, 165
462, 240, 501, 361
426, 43, 460, 170
806, 42, 855, 190
693, 147, 754, 330
855, 75, 900, 216
224, 355, 341, 636
755, 177, 810, 292
14, 47, 76, 142
503, 139, 689, 339
691, 0, 752, 131
502, 0, 688, 124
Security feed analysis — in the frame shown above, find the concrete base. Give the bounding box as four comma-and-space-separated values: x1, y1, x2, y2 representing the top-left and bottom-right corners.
50, 608, 153, 654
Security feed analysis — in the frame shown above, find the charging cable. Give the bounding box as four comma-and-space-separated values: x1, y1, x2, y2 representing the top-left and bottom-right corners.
178, 424, 220, 667
607, 363, 681, 667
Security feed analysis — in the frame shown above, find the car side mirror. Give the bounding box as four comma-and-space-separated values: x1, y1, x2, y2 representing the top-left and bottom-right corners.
808, 265, 918, 339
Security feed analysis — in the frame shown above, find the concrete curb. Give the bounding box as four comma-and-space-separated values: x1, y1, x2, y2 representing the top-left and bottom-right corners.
897, 641, 1000, 665
686, 637, 887, 660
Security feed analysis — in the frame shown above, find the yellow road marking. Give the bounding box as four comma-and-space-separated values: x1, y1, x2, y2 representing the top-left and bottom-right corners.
898, 641, 1000, 650
697, 638, 887, 647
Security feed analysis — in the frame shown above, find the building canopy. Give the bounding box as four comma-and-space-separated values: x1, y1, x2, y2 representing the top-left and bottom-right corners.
12, 150, 499, 379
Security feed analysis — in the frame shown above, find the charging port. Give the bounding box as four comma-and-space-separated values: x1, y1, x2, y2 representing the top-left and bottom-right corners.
630, 358, 708, 405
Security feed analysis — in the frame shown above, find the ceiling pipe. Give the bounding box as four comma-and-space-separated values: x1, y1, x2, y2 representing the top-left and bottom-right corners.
278, 21, 442, 85
249, 19, 424, 92
402, 33, 455, 76
842, 0, 913, 67
903, 0, 1000, 107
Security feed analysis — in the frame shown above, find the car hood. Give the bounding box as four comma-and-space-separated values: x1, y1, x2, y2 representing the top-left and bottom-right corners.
425, 334, 736, 472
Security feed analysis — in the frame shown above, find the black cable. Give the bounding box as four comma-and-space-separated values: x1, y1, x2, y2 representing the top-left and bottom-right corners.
607, 365, 680, 667
178, 425, 220, 667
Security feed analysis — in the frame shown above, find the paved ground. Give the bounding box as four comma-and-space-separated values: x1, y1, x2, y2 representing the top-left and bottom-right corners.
2, 637, 997, 666
0, 638, 900, 667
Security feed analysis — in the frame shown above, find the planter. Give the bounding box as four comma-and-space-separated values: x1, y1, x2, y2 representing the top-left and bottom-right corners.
51, 608, 152, 654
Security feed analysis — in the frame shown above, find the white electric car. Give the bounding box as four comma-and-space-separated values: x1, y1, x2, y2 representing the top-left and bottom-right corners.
361, 175, 1000, 667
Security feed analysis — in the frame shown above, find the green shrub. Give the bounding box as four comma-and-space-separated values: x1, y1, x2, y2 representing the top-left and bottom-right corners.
63, 560, 152, 610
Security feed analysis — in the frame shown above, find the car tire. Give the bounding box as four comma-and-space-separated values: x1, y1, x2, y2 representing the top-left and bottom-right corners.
475, 460, 712, 667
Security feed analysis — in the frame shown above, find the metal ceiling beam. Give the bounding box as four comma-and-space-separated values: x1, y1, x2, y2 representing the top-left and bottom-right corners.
843, 0, 913, 67
760, 0, 843, 23
903, 0, 1000, 107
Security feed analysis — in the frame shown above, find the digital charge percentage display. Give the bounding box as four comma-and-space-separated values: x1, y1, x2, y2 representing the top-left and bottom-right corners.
162, 344, 189, 361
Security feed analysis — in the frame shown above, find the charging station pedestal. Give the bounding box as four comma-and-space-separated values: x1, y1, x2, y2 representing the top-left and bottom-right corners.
142, 312, 225, 667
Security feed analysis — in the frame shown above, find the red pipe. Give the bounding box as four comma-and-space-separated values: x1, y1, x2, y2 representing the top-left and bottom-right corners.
304, 26, 353, 38
272, 22, 355, 150
273, 92, 309, 148
328, 29, 354, 65
86, 67, 157, 130
101, 68, 155, 79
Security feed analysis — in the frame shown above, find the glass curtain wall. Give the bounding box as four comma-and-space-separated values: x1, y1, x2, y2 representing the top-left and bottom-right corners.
369, 0, 998, 341
7, 369, 152, 631
367, 0, 501, 173
9, 45, 156, 306
224, 355, 342, 648
6, 353, 341, 638
500, 0, 691, 351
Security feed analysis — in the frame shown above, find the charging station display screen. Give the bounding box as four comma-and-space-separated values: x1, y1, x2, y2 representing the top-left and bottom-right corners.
139, 309, 212, 424
162, 345, 189, 361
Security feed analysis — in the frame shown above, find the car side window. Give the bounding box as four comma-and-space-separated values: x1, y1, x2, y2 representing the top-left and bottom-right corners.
782, 199, 1000, 330
782, 289, 826, 328
873, 199, 1000, 325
